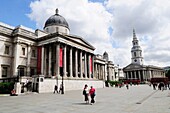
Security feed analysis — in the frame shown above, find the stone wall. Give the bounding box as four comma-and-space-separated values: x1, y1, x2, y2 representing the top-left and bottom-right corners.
38, 78, 104, 93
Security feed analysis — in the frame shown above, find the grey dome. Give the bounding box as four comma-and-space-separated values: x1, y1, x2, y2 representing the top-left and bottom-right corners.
44, 9, 69, 29
103, 51, 108, 56
103, 51, 109, 61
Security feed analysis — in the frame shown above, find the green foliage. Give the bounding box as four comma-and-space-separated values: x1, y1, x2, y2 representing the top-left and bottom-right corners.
107, 80, 122, 87
0, 82, 15, 94
166, 69, 170, 76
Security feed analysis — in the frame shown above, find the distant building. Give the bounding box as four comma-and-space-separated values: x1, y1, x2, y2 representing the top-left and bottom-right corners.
123, 29, 165, 82
94, 52, 120, 82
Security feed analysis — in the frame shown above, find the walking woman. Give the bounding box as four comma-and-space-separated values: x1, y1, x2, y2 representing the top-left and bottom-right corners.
89, 86, 96, 104
83, 84, 89, 103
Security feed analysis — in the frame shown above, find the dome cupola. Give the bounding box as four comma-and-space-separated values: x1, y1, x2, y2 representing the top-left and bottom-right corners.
44, 9, 70, 34
103, 51, 109, 61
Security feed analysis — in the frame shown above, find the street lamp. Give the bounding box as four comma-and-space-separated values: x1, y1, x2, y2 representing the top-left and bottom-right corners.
61, 73, 64, 94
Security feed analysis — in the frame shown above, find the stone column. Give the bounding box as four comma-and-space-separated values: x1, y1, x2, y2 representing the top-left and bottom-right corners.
99, 65, 101, 79
69, 47, 73, 78
41, 46, 44, 75
44, 47, 47, 76
127, 72, 129, 79
56, 43, 60, 77
130, 71, 133, 79
134, 71, 136, 79
80, 50, 82, 78
95, 63, 97, 79
138, 71, 141, 80
84, 52, 87, 78
102, 65, 105, 80
75, 49, 78, 78
27, 45, 31, 76
48, 45, 52, 77
149, 70, 152, 80
13, 42, 20, 76
142, 70, 145, 81
88, 54, 91, 79
63, 45, 67, 77
105, 64, 107, 80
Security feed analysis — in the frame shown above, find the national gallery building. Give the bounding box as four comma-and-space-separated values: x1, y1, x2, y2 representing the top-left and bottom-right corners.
0, 9, 118, 93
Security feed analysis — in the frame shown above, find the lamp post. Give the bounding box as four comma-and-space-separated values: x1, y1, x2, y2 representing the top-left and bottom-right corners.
61, 71, 64, 94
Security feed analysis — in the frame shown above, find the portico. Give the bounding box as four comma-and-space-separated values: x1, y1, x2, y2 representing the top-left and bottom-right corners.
37, 35, 95, 80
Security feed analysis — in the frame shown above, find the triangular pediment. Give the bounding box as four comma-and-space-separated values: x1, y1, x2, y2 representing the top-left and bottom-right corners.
123, 63, 144, 70
64, 34, 95, 50
37, 33, 95, 51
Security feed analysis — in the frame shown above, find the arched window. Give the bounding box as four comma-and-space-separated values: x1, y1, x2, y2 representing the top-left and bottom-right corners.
134, 52, 136, 57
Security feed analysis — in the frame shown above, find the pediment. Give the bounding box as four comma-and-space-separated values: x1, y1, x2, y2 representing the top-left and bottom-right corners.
123, 63, 144, 70
65, 35, 95, 50
37, 33, 95, 51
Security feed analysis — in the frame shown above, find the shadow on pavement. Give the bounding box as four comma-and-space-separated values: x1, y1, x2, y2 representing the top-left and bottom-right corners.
73, 103, 91, 105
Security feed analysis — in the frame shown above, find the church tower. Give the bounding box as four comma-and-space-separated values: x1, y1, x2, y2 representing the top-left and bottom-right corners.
131, 29, 143, 65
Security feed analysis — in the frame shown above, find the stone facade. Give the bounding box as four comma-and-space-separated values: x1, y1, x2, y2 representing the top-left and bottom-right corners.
94, 54, 119, 81
0, 9, 120, 92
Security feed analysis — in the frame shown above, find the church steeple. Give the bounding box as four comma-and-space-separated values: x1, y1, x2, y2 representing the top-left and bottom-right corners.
131, 29, 143, 65
133, 28, 137, 39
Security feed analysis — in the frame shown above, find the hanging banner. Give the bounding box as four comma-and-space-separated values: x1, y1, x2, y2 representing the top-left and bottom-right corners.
37, 46, 42, 74
60, 48, 63, 67
90, 57, 92, 72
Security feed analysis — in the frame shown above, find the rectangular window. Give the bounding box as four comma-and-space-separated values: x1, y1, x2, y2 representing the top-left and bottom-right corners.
4, 45, 10, 55
22, 48, 25, 56
30, 68, 36, 76
18, 68, 25, 76
2, 67, 8, 77
32, 49, 36, 57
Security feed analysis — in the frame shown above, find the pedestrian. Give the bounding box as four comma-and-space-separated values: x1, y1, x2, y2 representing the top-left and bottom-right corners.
126, 83, 129, 89
153, 83, 157, 90
53, 85, 58, 94
10, 89, 18, 96
89, 86, 96, 105
83, 84, 89, 103
25, 78, 29, 91
59, 84, 63, 94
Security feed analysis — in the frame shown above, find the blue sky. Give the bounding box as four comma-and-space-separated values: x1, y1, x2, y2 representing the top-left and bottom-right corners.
0, 0, 36, 29
0, 0, 104, 29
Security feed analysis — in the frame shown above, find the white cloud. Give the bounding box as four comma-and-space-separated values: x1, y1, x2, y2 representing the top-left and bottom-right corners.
28, 0, 170, 68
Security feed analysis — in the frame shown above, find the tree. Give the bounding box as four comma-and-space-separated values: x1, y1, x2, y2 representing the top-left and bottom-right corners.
165, 69, 170, 80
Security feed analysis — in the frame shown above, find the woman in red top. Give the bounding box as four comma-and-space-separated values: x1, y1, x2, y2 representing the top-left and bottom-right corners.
89, 86, 96, 104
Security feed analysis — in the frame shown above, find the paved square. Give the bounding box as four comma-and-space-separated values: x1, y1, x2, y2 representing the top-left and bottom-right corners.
0, 85, 170, 113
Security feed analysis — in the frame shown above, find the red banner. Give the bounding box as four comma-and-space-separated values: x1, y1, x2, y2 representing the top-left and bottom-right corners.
90, 57, 92, 72
37, 46, 42, 74
60, 48, 63, 67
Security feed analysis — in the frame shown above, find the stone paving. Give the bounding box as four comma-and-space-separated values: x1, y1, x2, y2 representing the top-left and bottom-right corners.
0, 85, 170, 113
